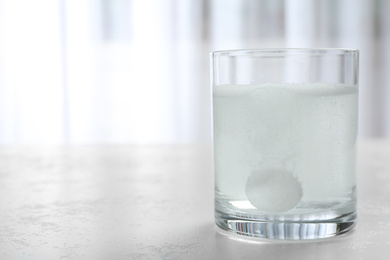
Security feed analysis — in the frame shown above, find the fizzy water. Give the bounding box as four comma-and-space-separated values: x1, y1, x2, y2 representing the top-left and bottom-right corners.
213, 83, 358, 220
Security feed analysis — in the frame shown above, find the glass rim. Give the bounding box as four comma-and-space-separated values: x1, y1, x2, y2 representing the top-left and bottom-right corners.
212, 48, 359, 57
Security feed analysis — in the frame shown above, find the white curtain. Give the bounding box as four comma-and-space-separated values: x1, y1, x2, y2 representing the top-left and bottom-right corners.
0, 0, 389, 144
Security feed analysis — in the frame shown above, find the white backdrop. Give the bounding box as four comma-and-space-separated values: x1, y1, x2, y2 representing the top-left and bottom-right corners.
0, 0, 389, 144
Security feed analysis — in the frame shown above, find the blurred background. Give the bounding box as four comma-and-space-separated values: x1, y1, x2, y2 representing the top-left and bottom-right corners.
0, 0, 389, 144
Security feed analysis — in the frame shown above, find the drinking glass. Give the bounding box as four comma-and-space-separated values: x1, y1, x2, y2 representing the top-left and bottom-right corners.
212, 48, 359, 240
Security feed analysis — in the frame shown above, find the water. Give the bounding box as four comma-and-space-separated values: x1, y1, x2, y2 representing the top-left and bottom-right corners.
213, 83, 358, 239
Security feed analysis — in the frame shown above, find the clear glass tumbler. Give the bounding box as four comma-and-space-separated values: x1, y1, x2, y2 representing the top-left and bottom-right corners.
212, 48, 359, 240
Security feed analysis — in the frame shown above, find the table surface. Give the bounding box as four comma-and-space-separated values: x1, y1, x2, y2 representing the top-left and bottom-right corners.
0, 140, 389, 259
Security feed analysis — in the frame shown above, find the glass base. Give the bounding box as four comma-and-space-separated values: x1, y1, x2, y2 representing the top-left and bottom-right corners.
215, 210, 356, 240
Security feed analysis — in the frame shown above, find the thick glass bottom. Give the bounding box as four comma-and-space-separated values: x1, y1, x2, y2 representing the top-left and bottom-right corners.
215, 210, 356, 240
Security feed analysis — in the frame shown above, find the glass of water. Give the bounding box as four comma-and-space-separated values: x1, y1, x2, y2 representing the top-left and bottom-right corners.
212, 48, 359, 240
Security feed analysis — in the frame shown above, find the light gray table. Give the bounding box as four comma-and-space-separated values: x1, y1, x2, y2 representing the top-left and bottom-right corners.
0, 141, 389, 259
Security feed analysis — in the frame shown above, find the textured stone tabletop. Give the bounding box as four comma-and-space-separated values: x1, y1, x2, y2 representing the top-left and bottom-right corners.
0, 141, 389, 259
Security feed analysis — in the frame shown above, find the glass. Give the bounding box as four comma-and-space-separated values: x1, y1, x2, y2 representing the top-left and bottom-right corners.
211, 48, 359, 240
